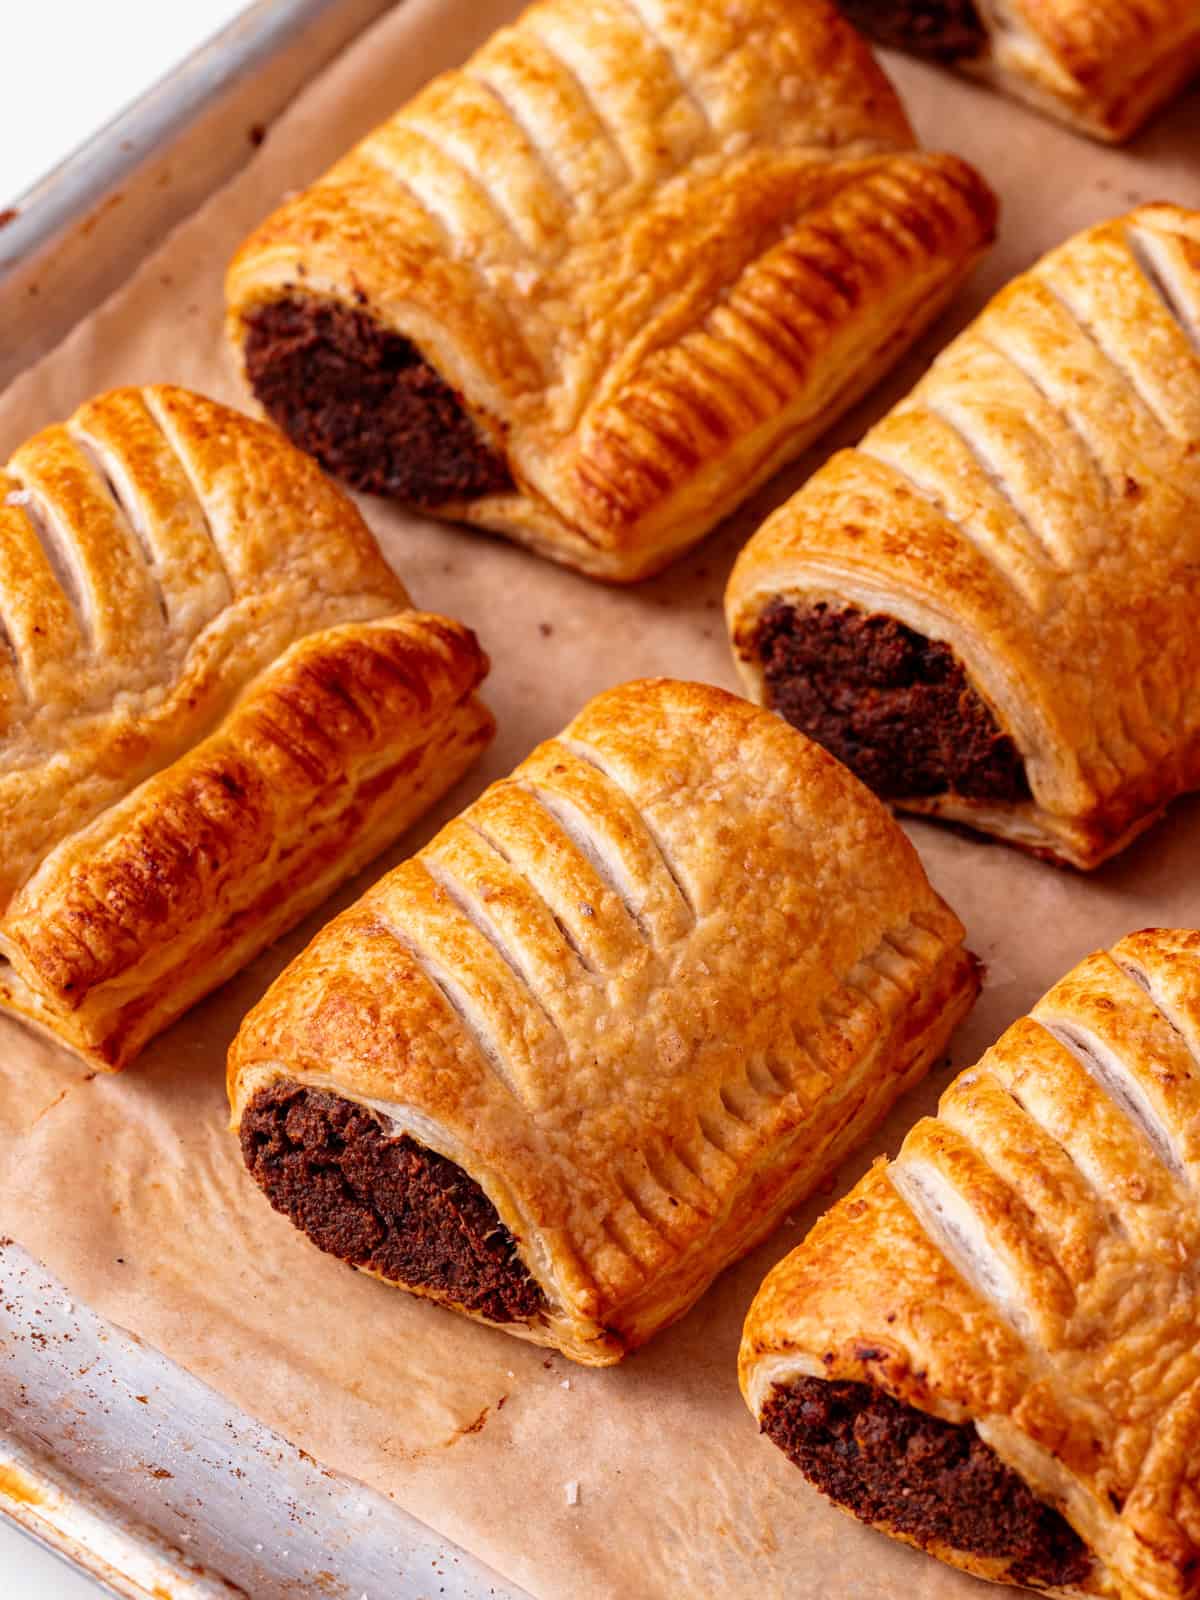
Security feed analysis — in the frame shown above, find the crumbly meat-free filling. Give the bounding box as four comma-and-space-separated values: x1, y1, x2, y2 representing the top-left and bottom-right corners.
240, 1081, 544, 1323
755, 600, 1030, 804
242, 297, 514, 506
762, 1379, 1092, 1590
837, 0, 987, 61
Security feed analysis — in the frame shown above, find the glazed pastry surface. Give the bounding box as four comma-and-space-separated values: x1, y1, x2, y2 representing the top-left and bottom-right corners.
740, 927, 1200, 1600
0, 385, 493, 1069
727, 203, 1200, 870
226, 0, 997, 581
228, 678, 978, 1364
837, 0, 1200, 141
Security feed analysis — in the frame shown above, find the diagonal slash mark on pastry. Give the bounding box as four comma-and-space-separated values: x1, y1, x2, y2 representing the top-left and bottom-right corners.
740, 927, 1200, 1599
0, 386, 494, 1071
227, 679, 980, 1364
225, 0, 997, 582
727, 203, 1200, 871
834, 0, 1200, 142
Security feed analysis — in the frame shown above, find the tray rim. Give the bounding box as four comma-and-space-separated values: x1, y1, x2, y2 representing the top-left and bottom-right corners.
0, 4, 527, 1596
0, 0, 394, 389
0, 1236, 526, 1600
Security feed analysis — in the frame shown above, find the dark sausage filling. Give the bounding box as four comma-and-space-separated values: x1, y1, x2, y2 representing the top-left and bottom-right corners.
755, 600, 1030, 804
762, 1379, 1092, 1590
242, 297, 514, 506
240, 1081, 544, 1323
837, 0, 988, 61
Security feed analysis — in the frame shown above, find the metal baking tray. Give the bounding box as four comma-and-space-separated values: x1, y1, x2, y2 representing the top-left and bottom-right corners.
0, 5, 527, 1595
0, 0, 388, 385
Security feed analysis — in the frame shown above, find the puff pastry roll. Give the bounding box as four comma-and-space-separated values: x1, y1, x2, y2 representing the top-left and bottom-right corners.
225, 0, 997, 582
227, 679, 978, 1364
727, 204, 1200, 871
0, 386, 494, 1071
836, 0, 1200, 142
741, 928, 1200, 1600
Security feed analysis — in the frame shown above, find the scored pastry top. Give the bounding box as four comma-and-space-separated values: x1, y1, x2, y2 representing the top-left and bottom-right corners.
838, 0, 1200, 141
741, 927, 1200, 1600
727, 203, 1200, 868
1000, 0, 1198, 80
227, 0, 996, 578
982, 0, 1200, 139
0, 384, 409, 907
228, 678, 975, 1362
0, 385, 493, 1070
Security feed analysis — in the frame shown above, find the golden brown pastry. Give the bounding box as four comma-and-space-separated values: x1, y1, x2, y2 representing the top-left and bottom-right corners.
225, 0, 997, 583
227, 679, 978, 1364
741, 927, 1200, 1600
0, 386, 493, 1071
726, 203, 1200, 872
836, 0, 1200, 142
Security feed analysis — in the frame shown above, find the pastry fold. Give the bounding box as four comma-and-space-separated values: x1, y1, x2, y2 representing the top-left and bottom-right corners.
726, 204, 1200, 871
225, 0, 996, 582
0, 386, 493, 1070
837, 0, 1200, 142
740, 927, 1200, 1600
227, 679, 978, 1364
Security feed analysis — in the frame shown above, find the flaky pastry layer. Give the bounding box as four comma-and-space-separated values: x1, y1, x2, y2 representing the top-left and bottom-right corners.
727, 204, 1200, 870
226, 0, 996, 580
0, 386, 493, 1068
228, 678, 978, 1363
852, 0, 1200, 142
741, 928, 1200, 1599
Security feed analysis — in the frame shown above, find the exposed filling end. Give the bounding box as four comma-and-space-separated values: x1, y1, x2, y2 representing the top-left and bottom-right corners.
762, 1379, 1092, 1590
837, 0, 987, 61
242, 297, 514, 506
240, 1081, 544, 1323
755, 600, 1030, 804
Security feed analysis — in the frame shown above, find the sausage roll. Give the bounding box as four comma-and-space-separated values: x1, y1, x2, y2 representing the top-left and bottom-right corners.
741, 927, 1200, 1599
727, 203, 1200, 871
225, 0, 997, 583
228, 679, 978, 1364
836, 0, 1200, 142
0, 386, 493, 1071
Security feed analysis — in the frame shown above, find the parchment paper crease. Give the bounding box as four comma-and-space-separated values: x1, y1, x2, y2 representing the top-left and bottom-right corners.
1, 3, 1198, 1594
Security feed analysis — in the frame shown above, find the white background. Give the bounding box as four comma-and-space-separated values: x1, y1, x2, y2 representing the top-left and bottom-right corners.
1, 9, 249, 1600
2, 2, 248, 206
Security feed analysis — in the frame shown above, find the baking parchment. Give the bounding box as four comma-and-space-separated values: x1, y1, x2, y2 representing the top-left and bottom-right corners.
0, 4, 1198, 1594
